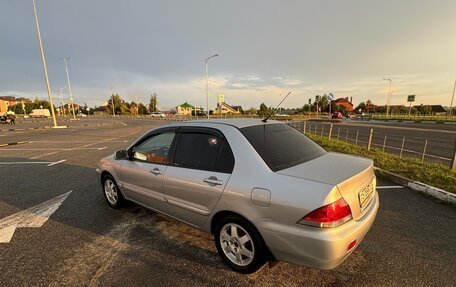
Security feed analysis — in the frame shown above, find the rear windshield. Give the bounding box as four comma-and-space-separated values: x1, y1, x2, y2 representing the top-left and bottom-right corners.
240, 123, 326, 171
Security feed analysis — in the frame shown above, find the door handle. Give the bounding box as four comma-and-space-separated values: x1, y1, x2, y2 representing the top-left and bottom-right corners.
149, 168, 162, 175
203, 176, 223, 185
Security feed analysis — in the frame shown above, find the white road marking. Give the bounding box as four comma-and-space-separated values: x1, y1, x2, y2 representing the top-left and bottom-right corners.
29, 140, 130, 143
0, 161, 51, 165
30, 126, 142, 160
0, 148, 106, 151
0, 191, 72, 243
97, 147, 107, 150
377, 186, 405, 189
47, 159, 67, 166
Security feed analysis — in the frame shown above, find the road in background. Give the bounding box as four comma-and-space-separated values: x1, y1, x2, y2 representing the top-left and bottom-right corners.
0, 118, 455, 286
303, 119, 456, 166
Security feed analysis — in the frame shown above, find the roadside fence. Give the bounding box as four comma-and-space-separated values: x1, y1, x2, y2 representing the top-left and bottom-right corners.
288, 121, 456, 169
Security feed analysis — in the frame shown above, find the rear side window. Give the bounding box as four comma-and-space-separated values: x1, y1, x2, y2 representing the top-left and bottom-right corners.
241, 123, 326, 171
173, 132, 235, 173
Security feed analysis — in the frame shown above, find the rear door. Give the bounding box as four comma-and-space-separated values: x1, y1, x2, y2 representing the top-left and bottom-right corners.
118, 129, 177, 212
163, 127, 235, 227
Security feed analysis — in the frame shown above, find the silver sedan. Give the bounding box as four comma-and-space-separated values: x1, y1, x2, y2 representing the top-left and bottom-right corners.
96, 119, 379, 273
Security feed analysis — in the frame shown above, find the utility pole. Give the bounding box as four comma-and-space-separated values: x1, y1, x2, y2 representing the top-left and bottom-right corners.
32, 0, 58, 127
60, 57, 76, 120
384, 78, 392, 118
449, 79, 456, 117
59, 87, 66, 117
205, 54, 219, 119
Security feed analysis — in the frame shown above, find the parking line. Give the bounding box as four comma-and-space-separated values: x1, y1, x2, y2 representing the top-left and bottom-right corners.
46, 159, 67, 167
0, 148, 105, 151
0, 161, 51, 165
377, 186, 404, 189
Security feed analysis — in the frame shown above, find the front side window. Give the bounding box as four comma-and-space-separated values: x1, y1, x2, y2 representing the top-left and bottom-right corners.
132, 132, 175, 164
173, 132, 234, 173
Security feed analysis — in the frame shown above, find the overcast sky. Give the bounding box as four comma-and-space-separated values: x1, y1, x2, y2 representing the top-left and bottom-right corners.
1, 0, 455, 109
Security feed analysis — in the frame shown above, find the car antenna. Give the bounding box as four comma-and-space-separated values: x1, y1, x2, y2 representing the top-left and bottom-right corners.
262, 91, 292, 122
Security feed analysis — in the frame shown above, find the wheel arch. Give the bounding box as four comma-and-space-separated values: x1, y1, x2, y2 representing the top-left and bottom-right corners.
211, 210, 275, 261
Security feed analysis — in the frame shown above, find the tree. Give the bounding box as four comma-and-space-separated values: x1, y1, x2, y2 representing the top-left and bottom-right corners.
149, 93, 158, 112
138, 103, 148, 115
10, 100, 54, 115
355, 102, 366, 112
258, 103, 272, 116
245, 107, 257, 115
318, 95, 330, 113
130, 101, 138, 115
107, 93, 123, 115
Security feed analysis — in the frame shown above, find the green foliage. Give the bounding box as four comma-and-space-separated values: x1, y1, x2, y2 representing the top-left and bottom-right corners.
355, 102, 366, 112
106, 94, 123, 115
308, 134, 456, 194
149, 93, 158, 112
245, 107, 257, 115
138, 103, 148, 115
10, 100, 54, 115
258, 103, 272, 116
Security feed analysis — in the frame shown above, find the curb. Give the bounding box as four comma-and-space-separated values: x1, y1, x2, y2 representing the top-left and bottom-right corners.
0, 126, 68, 132
374, 167, 456, 206
0, 141, 30, 147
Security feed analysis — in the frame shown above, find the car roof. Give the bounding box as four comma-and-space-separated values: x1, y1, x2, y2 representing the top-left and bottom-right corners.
172, 118, 283, 129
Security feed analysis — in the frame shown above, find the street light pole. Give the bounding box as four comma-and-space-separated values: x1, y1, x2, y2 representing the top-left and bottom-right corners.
32, 0, 57, 127
384, 78, 392, 118
59, 87, 66, 117
60, 57, 76, 120
205, 54, 219, 119
449, 79, 456, 117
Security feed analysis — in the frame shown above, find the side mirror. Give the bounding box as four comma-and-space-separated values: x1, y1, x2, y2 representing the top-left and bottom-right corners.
114, 150, 128, 160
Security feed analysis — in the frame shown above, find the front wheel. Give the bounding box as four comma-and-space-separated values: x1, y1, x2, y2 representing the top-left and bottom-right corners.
214, 215, 267, 274
102, 174, 124, 209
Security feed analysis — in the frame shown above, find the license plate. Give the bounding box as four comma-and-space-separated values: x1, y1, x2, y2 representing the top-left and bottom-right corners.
359, 183, 374, 208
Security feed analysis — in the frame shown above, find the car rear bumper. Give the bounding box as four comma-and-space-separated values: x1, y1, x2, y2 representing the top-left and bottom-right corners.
256, 191, 379, 269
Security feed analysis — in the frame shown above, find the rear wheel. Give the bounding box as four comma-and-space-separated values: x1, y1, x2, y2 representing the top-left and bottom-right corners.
102, 174, 124, 209
214, 215, 267, 274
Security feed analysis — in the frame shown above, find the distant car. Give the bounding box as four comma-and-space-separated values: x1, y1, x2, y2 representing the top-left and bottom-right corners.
97, 119, 379, 273
29, 109, 50, 118
150, 112, 166, 118
77, 113, 87, 117
332, 112, 343, 119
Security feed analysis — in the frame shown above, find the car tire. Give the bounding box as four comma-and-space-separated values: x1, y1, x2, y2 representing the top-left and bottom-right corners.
102, 174, 124, 209
214, 215, 267, 274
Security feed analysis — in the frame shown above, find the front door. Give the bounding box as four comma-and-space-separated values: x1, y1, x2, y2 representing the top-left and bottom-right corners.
118, 131, 176, 212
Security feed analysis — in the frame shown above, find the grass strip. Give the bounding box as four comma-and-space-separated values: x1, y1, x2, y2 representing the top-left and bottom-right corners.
307, 134, 456, 194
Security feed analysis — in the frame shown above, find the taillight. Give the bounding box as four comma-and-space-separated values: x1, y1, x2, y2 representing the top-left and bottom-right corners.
298, 197, 352, 228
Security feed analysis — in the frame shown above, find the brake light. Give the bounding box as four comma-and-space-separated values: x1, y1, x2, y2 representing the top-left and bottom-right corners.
298, 197, 352, 228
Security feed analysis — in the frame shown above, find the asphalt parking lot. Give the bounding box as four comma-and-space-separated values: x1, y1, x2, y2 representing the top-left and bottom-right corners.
0, 118, 455, 286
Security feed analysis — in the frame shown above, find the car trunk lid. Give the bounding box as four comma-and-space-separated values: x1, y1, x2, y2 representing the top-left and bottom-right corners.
277, 152, 375, 221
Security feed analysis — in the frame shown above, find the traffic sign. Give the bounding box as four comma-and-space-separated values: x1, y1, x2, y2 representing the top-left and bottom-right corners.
217, 94, 225, 103
326, 93, 334, 101
407, 95, 415, 102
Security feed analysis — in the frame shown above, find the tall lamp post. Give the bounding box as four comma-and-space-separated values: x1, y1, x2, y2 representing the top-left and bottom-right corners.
449, 79, 456, 117
60, 57, 76, 120
383, 78, 392, 117
32, 0, 58, 127
205, 54, 219, 119
59, 87, 66, 117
